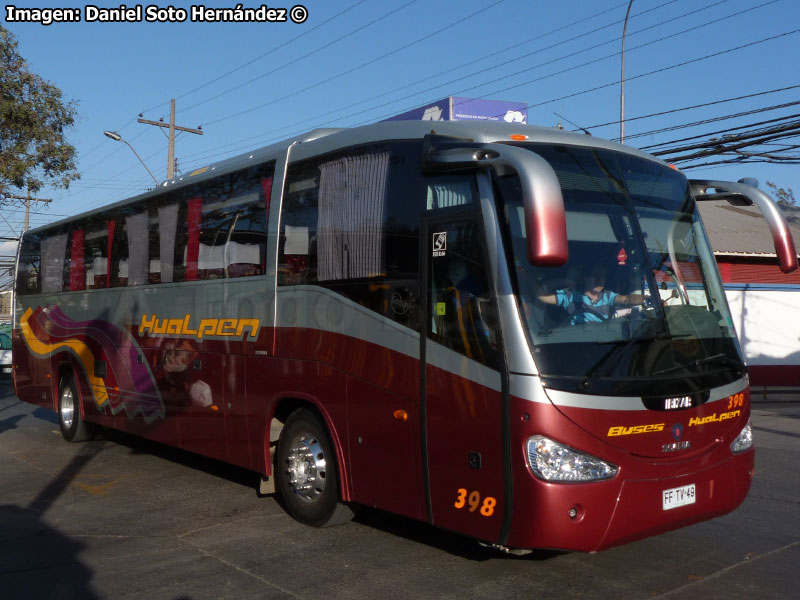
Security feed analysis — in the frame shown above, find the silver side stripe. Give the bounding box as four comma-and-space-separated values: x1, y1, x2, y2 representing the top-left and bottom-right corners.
277, 285, 420, 359
276, 286, 503, 391
425, 340, 502, 392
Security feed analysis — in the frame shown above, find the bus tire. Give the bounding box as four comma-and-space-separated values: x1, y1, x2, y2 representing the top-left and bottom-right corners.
276, 409, 354, 527
58, 375, 95, 443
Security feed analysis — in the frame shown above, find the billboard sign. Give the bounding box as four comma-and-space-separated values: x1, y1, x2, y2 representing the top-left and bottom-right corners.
383, 96, 527, 124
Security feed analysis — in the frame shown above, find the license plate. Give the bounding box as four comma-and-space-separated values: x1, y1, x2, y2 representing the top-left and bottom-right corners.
662, 483, 696, 510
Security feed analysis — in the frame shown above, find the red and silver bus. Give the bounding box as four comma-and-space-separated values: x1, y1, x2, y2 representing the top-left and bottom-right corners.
12, 121, 797, 551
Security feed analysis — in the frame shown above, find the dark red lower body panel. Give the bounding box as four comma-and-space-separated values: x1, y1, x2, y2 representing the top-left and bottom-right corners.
505, 393, 754, 551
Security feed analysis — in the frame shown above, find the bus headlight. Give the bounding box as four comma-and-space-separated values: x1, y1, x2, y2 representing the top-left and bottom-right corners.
526, 436, 618, 482
730, 419, 753, 454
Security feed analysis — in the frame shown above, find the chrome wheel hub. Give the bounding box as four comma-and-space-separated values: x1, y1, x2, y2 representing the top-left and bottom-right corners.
285, 433, 327, 501
60, 387, 74, 429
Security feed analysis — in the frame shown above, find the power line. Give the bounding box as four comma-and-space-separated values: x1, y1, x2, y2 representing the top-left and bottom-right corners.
79, 127, 149, 175
514, 28, 800, 116
357, 0, 750, 126
302, 0, 636, 126
53, 6, 800, 214
137, 99, 203, 179
170, 0, 644, 164
655, 119, 800, 157
655, 120, 800, 167
241, 8, 791, 142
185, 0, 686, 153
584, 83, 800, 132
185, 0, 423, 116
73, 1, 413, 184
76, 0, 708, 185
177, 0, 724, 164
143, 0, 372, 114
220, 0, 779, 147
203, 0, 507, 127
638, 103, 800, 149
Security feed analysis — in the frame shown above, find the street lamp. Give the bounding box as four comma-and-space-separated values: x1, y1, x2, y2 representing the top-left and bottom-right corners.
103, 130, 159, 185
620, 0, 634, 144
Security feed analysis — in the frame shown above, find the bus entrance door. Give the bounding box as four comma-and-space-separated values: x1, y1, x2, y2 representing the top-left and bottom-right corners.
423, 217, 506, 543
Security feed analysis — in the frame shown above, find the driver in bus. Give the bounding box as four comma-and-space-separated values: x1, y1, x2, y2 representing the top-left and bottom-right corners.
536, 271, 647, 325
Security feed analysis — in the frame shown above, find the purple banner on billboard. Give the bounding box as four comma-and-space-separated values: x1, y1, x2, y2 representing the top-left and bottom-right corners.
382, 97, 527, 123
382, 98, 451, 122
451, 97, 527, 123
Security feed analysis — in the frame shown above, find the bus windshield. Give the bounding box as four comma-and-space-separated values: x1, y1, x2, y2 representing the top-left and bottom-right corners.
500, 143, 743, 396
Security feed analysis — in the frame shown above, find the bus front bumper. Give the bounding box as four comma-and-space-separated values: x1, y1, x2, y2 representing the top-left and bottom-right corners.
505, 450, 754, 552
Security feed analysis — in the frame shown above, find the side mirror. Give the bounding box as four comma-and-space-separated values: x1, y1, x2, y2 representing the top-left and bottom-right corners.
690, 179, 798, 273
422, 136, 568, 266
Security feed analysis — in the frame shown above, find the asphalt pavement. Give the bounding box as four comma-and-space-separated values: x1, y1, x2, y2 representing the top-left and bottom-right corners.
0, 380, 798, 599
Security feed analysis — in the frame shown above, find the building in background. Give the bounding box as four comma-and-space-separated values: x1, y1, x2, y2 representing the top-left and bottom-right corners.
698, 200, 800, 395
0, 290, 11, 323
0, 238, 17, 324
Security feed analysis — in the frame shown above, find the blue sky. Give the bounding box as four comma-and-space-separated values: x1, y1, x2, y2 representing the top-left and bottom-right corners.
1, 0, 798, 240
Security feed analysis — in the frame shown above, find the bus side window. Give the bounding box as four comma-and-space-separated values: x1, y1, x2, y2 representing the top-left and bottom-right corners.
279, 151, 392, 284
279, 162, 319, 285
17, 233, 42, 295
148, 208, 161, 284
66, 228, 85, 291
426, 176, 475, 210
158, 200, 179, 284
171, 162, 273, 282
41, 232, 68, 294
106, 213, 127, 288
279, 143, 424, 330
122, 211, 149, 286
428, 220, 500, 368
82, 221, 112, 289
225, 164, 272, 278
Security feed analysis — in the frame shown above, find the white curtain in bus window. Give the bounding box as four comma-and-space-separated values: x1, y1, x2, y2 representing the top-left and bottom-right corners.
224, 240, 260, 270
317, 152, 389, 280
158, 203, 179, 283
197, 243, 225, 271
284, 225, 309, 255
40, 232, 68, 293
126, 212, 149, 286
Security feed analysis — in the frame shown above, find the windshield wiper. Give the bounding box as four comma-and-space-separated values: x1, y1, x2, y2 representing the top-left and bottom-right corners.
578, 329, 674, 390
651, 353, 746, 377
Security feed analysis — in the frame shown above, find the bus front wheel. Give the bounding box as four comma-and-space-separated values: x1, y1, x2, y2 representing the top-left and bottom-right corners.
276, 409, 354, 527
58, 375, 95, 442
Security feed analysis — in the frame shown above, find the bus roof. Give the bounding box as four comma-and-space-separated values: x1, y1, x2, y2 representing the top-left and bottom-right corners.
24, 120, 672, 238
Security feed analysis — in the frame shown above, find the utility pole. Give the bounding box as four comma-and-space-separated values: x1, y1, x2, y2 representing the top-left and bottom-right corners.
4, 189, 51, 232
137, 99, 203, 179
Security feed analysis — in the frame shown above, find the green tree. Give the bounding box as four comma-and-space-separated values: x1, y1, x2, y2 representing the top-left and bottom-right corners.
766, 181, 796, 206
0, 26, 79, 204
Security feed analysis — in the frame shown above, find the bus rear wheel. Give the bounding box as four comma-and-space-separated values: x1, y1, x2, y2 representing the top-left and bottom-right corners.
58, 375, 95, 442
276, 409, 354, 527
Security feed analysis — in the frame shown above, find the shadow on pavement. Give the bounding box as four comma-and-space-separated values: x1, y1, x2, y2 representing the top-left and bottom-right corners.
99, 427, 257, 490
0, 504, 101, 599
0, 414, 25, 434
0, 445, 108, 599
32, 406, 59, 424
351, 507, 565, 562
